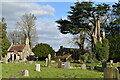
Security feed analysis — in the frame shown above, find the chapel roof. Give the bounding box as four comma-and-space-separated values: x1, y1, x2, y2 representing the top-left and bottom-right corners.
8, 44, 25, 52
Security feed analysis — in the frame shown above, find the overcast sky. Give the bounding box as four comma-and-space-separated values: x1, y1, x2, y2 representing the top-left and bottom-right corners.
0, 0, 118, 51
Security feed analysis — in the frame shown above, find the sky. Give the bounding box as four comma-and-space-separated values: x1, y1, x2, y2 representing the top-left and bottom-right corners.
0, 0, 118, 51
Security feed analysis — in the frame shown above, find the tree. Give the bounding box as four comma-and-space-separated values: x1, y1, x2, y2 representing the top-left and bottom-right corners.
56, 2, 110, 50
8, 30, 25, 45
32, 43, 55, 60
16, 13, 37, 47
0, 18, 10, 57
105, 2, 120, 62
108, 35, 120, 62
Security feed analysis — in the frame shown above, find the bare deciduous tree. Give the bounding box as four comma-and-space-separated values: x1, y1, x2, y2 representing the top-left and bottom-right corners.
16, 13, 37, 47
8, 30, 25, 45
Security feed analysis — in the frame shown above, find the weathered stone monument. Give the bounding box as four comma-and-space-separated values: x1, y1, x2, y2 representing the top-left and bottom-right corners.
104, 67, 119, 80
45, 58, 48, 67
21, 70, 29, 76
36, 64, 40, 72
81, 64, 86, 69
48, 54, 51, 67
64, 61, 70, 69
58, 59, 62, 68
102, 61, 107, 71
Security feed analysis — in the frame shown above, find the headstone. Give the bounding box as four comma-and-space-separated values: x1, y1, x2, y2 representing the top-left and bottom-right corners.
45, 58, 48, 67
102, 61, 107, 71
21, 70, 29, 76
110, 60, 113, 66
90, 66, 95, 70
48, 54, 51, 67
81, 64, 86, 69
36, 64, 40, 72
58, 59, 62, 68
36, 57, 38, 61
64, 61, 70, 69
104, 67, 119, 80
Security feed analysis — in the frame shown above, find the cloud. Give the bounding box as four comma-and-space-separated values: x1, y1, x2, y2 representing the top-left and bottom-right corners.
36, 19, 74, 51
2, 2, 54, 21
1, 2, 55, 32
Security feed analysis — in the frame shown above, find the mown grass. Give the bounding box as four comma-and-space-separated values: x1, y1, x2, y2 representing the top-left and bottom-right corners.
1, 61, 120, 79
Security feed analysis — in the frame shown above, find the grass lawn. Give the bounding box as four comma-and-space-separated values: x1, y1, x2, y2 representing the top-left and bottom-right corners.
1, 61, 120, 79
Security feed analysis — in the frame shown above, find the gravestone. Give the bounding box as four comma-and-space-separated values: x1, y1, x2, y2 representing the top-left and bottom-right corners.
64, 61, 70, 69
48, 54, 51, 67
45, 58, 48, 67
104, 67, 119, 80
102, 61, 107, 71
90, 66, 95, 70
81, 64, 86, 69
36, 64, 40, 72
58, 59, 62, 68
21, 70, 29, 76
110, 60, 113, 66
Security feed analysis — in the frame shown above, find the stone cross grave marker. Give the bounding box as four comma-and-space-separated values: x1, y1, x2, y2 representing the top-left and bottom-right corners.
64, 61, 70, 69
48, 54, 51, 67
21, 70, 29, 76
104, 67, 119, 80
81, 64, 86, 69
36, 64, 40, 72
58, 59, 62, 68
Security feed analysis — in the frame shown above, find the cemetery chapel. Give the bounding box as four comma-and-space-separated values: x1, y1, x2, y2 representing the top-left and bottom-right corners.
7, 38, 34, 61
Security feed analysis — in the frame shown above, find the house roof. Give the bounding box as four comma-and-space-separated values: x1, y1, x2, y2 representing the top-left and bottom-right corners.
56, 47, 79, 56
8, 44, 25, 52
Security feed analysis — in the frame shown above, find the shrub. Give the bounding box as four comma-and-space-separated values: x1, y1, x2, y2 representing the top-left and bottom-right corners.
94, 38, 109, 61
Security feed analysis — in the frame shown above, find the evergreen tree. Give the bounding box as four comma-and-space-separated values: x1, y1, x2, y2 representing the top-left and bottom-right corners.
56, 2, 110, 50
105, 2, 120, 62
0, 18, 10, 57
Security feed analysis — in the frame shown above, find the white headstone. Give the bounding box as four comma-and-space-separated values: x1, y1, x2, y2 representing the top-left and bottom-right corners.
21, 70, 29, 76
110, 60, 113, 64
36, 64, 40, 72
64, 61, 70, 69
81, 64, 86, 69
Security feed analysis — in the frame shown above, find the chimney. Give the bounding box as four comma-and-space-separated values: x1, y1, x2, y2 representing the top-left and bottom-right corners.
60, 46, 63, 49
